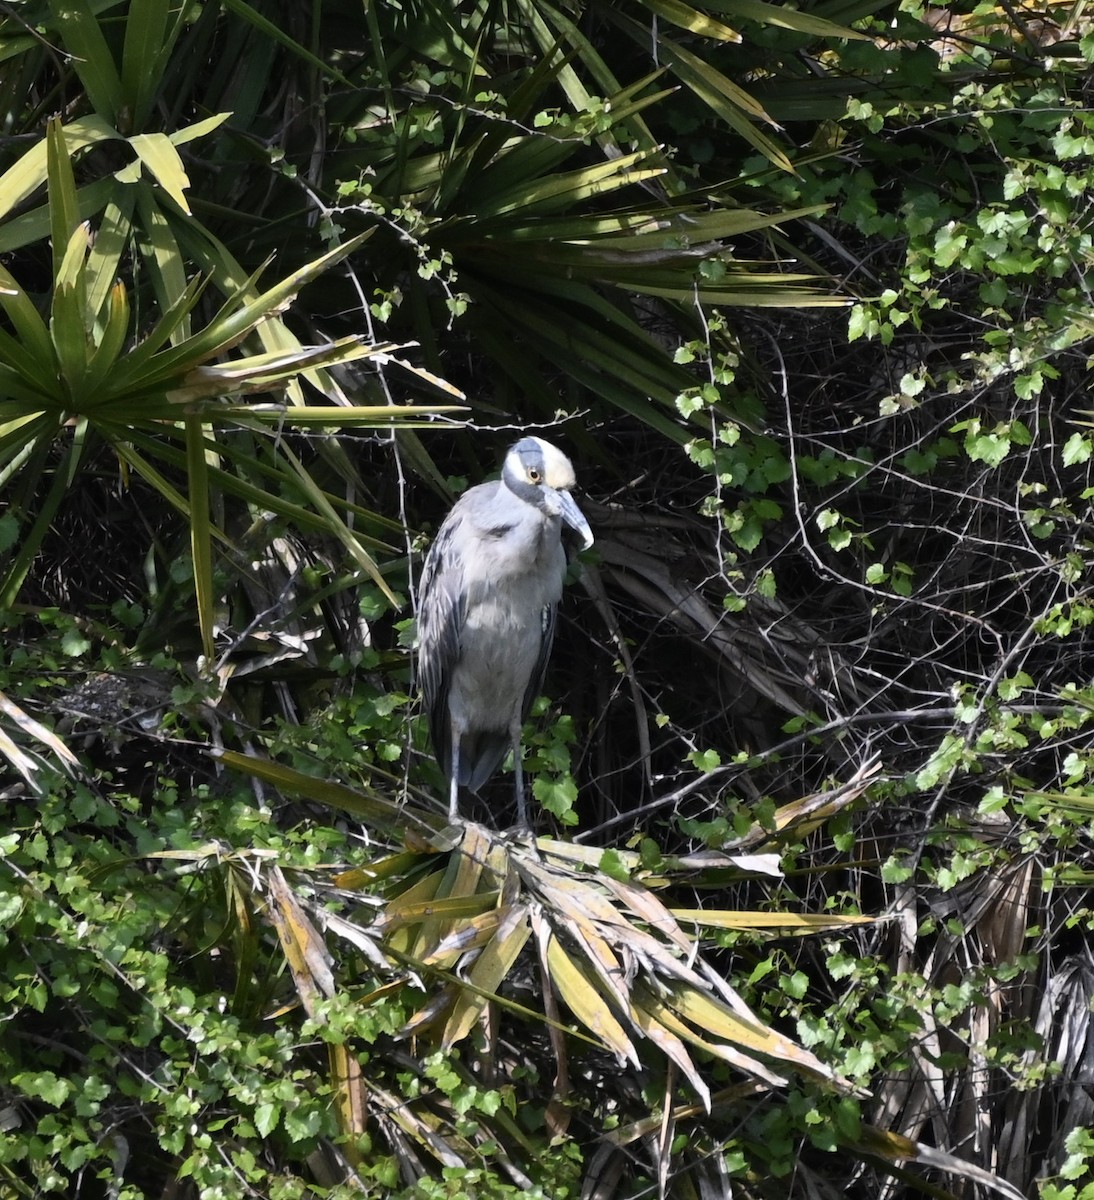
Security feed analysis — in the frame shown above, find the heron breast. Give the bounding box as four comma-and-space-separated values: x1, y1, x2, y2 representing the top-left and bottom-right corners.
447, 596, 549, 733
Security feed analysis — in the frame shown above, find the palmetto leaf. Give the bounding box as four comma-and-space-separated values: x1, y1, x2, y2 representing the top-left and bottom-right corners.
46, 0, 125, 124
121, 133, 193, 212
353, 57, 844, 439
185, 415, 216, 661
121, 0, 176, 129
312, 817, 858, 1107
542, 930, 641, 1067
216, 749, 417, 830
643, 0, 744, 41
0, 687, 81, 790
442, 902, 532, 1046
0, 118, 462, 616
518, 0, 864, 176
0, 266, 59, 376
266, 865, 336, 1019
163, 341, 411, 404
221, 0, 356, 87
711, 0, 872, 38
672, 909, 874, 933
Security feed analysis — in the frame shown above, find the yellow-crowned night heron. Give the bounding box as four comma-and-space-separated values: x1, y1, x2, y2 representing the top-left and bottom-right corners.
417, 436, 593, 824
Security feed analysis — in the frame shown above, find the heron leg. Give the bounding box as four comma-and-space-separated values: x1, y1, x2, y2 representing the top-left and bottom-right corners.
448, 729, 461, 821
511, 723, 527, 828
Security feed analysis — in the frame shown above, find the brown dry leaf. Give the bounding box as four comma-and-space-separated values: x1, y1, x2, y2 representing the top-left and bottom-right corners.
378, 869, 445, 953
519, 855, 630, 929
854, 1124, 1028, 1200
532, 909, 572, 1137
600, 873, 696, 957
628, 990, 711, 1110
671, 909, 875, 933
392, 824, 497, 966
401, 983, 460, 1038
483, 838, 519, 904
439, 822, 492, 898
522, 857, 708, 996
380, 890, 501, 933
736, 757, 882, 848
319, 910, 391, 972
441, 903, 532, 1047
636, 985, 787, 1090
329, 1043, 367, 1165
420, 908, 506, 964
606, 1080, 768, 1146
266, 866, 334, 1020
543, 932, 640, 1068
368, 1081, 465, 1169
0, 687, 78, 757
334, 849, 425, 890
665, 982, 849, 1086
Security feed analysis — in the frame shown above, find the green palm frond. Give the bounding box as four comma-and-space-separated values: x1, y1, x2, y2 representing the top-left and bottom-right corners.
0, 117, 463, 634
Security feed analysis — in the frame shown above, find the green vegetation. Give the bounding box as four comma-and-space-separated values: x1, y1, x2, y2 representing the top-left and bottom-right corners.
1, 0, 1093, 1196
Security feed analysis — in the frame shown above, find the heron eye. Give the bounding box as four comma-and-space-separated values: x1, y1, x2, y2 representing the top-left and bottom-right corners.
528, 468, 541, 483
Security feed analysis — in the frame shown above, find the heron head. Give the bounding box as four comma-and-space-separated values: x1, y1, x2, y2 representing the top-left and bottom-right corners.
503, 436, 594, 550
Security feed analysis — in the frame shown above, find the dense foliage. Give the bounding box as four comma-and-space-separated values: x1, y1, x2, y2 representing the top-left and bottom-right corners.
1, 0, 1094, 1198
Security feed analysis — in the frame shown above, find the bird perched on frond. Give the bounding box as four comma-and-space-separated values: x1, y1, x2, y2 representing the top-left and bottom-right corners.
417, 436, 593, 826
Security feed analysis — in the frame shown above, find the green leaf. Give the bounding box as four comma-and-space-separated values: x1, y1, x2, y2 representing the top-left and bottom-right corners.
121, 0, 172, 128
185, 416, 216, 664
128, 133, 194, 214
14, 1070, 72, 1108
46, 119, 82, 283
0, 115, 118, 224
705, 0, 870, 39
847, 305, 875, 342
135, 187, 190, 338
781, 970, 809, 1000
598, 848, 632, 882
533, 773, 578, 820
61, 626, 92, 656
690, 748, 721, 771
221, 0, 355, 86
46, 0, 125, 124
1063, 432, 1092, 467
254, 1101, 280, 1138
966, 433, 1010, 467
84, 193, 135, 321
0, 271, 57, 386
642, 0, 741, 42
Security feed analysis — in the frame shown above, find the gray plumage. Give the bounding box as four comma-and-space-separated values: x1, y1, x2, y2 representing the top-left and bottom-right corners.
417, 436, 593, 825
